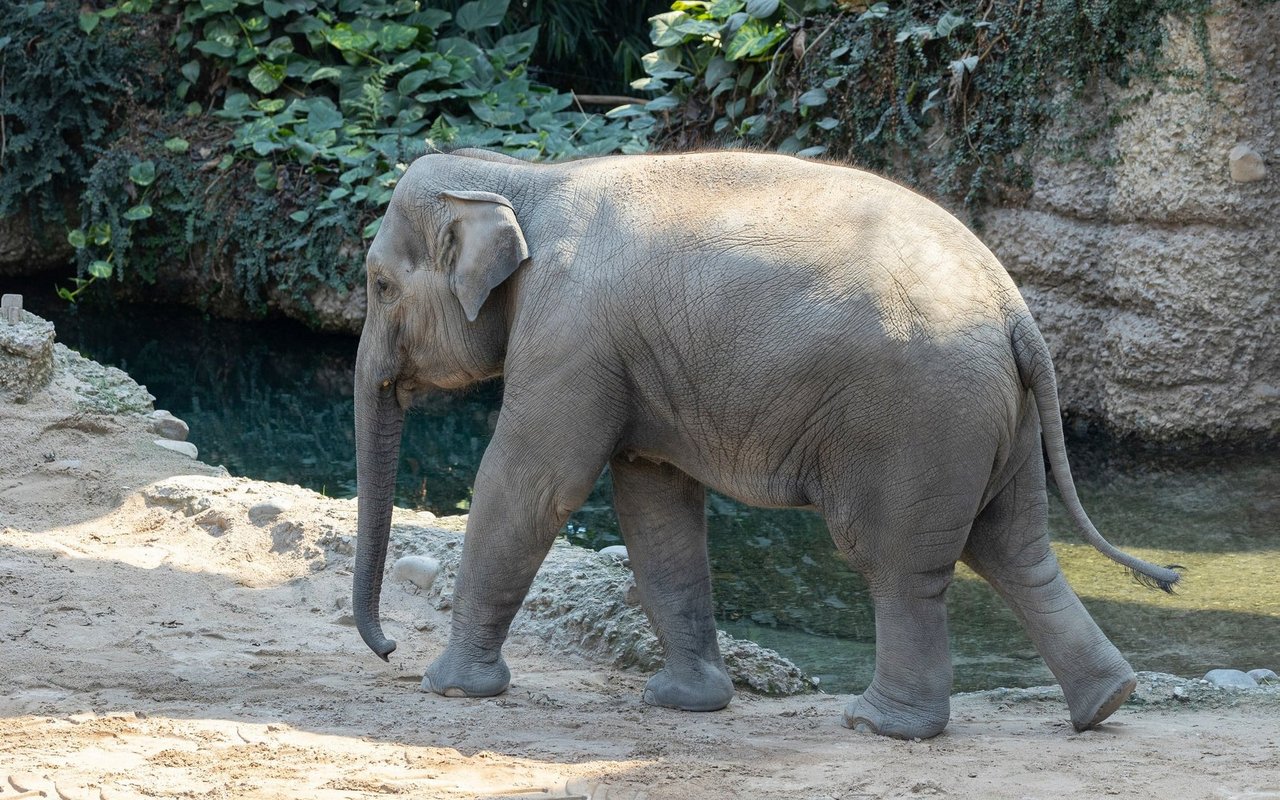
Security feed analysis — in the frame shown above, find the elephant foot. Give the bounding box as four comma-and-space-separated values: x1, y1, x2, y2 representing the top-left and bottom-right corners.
842, 686, 949, 740
1069, 671, 1136, 732
642, 660, 734, 712
421, 646, 510, 698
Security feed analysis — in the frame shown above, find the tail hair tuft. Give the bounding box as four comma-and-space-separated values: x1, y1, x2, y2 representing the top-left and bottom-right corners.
1128, 564, 1184, 594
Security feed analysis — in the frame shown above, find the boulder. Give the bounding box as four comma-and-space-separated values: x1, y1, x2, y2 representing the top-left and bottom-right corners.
0, 303, 56, 402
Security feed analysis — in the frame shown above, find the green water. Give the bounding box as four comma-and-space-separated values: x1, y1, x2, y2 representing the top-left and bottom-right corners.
26, 295, 1280, 692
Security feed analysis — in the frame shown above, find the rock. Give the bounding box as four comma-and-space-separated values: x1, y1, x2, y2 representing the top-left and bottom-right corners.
149, 409, 190, 441
390, 555, 441, 590
153, 439, 198, 459
0, 307, 56, 402
623, 578, 641, 607
1247, 668, 1278, 684
1228, 143, 1267, 183
1203, 668, 1259, 688
597, 545, 629, 564
248, 498, 292, 524
1, 293, 20, 325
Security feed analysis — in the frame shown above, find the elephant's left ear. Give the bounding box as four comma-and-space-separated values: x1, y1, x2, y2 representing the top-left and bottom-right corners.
440, 190, 530, 322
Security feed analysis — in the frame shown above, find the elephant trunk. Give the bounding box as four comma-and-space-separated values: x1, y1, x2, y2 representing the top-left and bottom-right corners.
353, 366, 405, 660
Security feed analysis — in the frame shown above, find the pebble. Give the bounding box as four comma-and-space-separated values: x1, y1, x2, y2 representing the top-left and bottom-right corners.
153, 439, 198, 459
248, 498, 292, 524
1228, 143, 1266, 183
1247, 668, 1278, 684
391, 555, 441, 590
1203, 668, 1259, 688
597, 545, 629, 564
149, 409, 190, 441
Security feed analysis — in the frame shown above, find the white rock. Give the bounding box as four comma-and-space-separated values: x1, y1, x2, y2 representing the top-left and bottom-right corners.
153, 439, 198, 459
149, 410, 190, 441
1247, 668, 1278, 684
391, 555, 440, 590
1203, 668, 1259, 688
1228, 143, 1266, 183
248, 498, 292, 524
597, 545, 629, 564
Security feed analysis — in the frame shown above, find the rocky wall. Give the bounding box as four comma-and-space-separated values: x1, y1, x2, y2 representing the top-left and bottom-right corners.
982, 0, 1278, 442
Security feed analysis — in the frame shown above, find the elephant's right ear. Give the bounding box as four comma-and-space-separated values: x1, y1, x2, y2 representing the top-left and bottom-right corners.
440, 190, 529, 322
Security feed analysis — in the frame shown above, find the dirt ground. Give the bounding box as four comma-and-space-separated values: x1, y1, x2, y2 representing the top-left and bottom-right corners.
2, 353, 1278, 800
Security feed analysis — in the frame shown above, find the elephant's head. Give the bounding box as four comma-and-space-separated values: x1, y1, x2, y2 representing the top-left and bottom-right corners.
353, 160, 531, 659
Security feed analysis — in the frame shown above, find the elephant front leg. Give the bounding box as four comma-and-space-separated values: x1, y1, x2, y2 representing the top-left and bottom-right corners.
423, 418, 611, 698
843, 566, 957, 739
611, 457, 733, 712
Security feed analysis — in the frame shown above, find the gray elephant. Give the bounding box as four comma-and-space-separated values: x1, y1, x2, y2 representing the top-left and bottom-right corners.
352, 148, 1179, 739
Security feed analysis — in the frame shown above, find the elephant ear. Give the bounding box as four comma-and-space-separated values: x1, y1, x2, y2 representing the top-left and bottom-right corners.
440, 190, 530, 322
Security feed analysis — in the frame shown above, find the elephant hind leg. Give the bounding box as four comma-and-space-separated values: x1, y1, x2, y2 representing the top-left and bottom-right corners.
963, 450, 1135, 731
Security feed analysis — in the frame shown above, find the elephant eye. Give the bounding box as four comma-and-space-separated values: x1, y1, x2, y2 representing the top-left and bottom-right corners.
375, 277, 389, 293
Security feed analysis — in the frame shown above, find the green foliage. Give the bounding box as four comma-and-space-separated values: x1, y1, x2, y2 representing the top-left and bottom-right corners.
441, 0, 670, 93
0, 2, 173, 225
46, 0, 652, 306
634, 0, 1221, 206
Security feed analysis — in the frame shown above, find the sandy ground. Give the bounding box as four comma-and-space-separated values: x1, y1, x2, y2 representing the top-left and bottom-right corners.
2, 352, 1279, 800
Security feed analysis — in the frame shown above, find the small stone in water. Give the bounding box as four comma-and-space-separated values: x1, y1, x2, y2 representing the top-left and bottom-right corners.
391, 555, 440, 590
1247, 668, 1278, 684
1203, 668, 1259, 688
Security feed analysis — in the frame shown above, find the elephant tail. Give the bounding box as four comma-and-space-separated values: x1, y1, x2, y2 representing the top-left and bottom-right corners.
1009, 312, 1183, 592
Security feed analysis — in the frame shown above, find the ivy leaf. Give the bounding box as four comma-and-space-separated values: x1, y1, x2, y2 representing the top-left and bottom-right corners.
67, 229, 87, 248
181, 60, 201, 84
708, 0, 745, 15
376, 22, 419, 51
289, 210, 311, 223
254, 162, 278, 190
128, 161, 157, 187
650, 12, 692, 47
796, 145, 827, 158
78, 12, 100, 34
859, 3, 890, 21
88, 223, 111, 245
935, 12, 966, 37
249, 62, 286, 93
724, 19, 785, 61
362, 219, 382, 239
123, 203, 154, 221
454, 0, 508, 32
195, 40, 236, 58
88, 260, 113, 279
798, 87, 827, 107
163, 137, 190, 153
645, 94, 681, 112
744, 0, 779, 19
201, 0, 236, 12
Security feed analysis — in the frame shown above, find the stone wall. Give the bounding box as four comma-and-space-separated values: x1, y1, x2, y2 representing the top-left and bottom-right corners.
982, 1, 1277, 442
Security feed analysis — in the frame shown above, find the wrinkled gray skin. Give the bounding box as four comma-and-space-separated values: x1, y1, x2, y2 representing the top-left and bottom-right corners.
353, 149, 1180, 739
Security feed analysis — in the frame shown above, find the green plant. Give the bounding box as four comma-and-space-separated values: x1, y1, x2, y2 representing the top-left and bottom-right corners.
0, 2, 172, 226
631, 0, 1222, 207
55, 0, 653, 306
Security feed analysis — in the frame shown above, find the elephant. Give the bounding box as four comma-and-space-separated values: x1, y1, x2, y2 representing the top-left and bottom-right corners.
352, 148, 1180, 740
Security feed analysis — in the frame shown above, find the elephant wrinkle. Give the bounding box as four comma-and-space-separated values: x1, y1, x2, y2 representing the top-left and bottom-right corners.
351, 149, 1182, 738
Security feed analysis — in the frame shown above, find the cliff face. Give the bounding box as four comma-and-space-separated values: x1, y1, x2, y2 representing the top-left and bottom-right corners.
981, 2, 1277, 442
